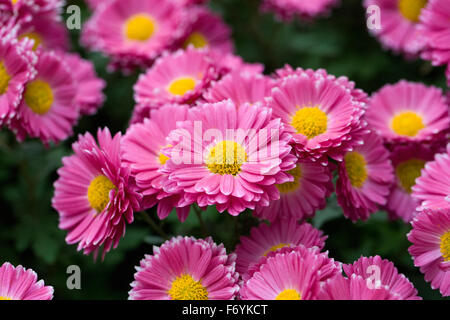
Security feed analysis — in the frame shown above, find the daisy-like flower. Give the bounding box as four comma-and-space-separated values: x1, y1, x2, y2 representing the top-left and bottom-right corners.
81, 0, 183, 71
9, 50, 79, 144
177, 7, 233, 53
122, 104, 191, 222
129, 236, 239, 300
254, 159, 333, 222
408, 208, 450, 296
363, 0, 426, 55
134, 47, 218, 109
343, 255, 421, 300
336, 131, 394, 222
163, 100, 297, 216
235, 219, 327, 275
52, 127, 142, 259
268, 72, 365, 164
386, 143, 439, 222
0, 262, 53, 300
0, 28, 35, 125
240, 246, 339, 300
261, 0, 339, 21
366, 81, 450, 145
62, 52, 106, 116
412, 144, 450, 210
204, 71, 274, 108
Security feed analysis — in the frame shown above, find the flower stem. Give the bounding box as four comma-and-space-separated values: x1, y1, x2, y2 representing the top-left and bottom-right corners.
141, 211, 169, 240
193, 205, 209, 238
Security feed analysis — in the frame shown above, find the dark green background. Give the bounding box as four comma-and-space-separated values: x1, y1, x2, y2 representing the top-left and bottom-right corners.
0, 0, 447, 300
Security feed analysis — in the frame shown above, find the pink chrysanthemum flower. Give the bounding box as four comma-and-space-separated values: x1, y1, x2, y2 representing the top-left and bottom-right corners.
240, 246, 339, 300
129, 236, 239, 300
81, 0, 183, 71
0, 0, 63, 24
235, 219, 327, 275
134, 48, 218, 109
336, 131, 394, 222
122, 104, 191, 222
0, 28, 35, 125
363, 0, 426, 55
268, 73, 365, 164
408, 208, 450, 296
412, 144, 450, 210
366, 81, 450, 145
62, 52, 105, 116
0, 262, 53, 300
52, 128, 142, 259
8, 50, 79, 144
343, 255, 421, 300
177, 7, 233, 53
261, 0, 339, 21
318, 274, 397, 300
386, 143, 439, 222
163, 100, 296, 216
254, 159, 333, 222
204, 71, 274, 108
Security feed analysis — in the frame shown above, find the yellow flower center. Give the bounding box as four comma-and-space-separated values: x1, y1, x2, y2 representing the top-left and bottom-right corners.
391, 111, 425, 137
395, 158, 426, 193
206, 140, 247, 176
19, 32, 43, 51
168, 274, 209, 300
11, 0, 19, 4
345, 151, 368, 188
291, 107, 328, 139
24, 80, 54, 115
87, 175, 116, 213
158, 152, 170, 165
275, 289, 301, 300
167, 77, 197, 96
277, 165, 302, 194
124, 14, 156, 41
0, 296, 11, 300
441, 231, 450, 262
0, 61, 11, 95
263, 243, 290, 257
398, 0, 427, 22
183, 32, 209, 49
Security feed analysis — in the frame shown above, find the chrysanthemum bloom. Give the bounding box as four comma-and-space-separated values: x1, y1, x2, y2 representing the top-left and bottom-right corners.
81, 0, 183, 71
412, 144, 450, 210
0, 262, 53, 300
62, 53, 105, 116
408, 208, 450, 296
318, 274, 397, 300
129, 236, 239, 300
261, 0, 339, 21
177, 7, 233, 53
336, 131, 394, 221
343, 255, 421, 300
268, 73, 365, 164
204, 71, 274, 109
52, 128, 142, 258
240, 246, 339, 300
0, 0, 63, 24
386, 143, 439, 222
254, 159, 333, 222
8, 50, 79, 144
163, 100, 297, 216
122, 104, 191, 222
363, 0, 426, 55
0, 28, 35, 125
235, 219, 327, 275
366, 81, 450, 145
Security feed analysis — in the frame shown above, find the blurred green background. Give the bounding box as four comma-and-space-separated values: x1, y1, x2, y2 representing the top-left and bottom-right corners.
0, 0, 447, 300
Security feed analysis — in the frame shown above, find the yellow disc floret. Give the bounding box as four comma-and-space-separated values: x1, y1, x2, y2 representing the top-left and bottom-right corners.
124, 14, 156, 41
395, 158, 426, 193
291, 107, 328, 139
0, 61, 11, 95
398, 0, 427, 23
19, 32, 43, 51
263, 243, 290, 257
168, 274, 209, 300
87, 175, 116, 213
24, 80, 54, 115
168, 77, 197, 96
277, 165, 302, 194
275, 289, 301, 300
183, 32, 209, 49
391, 111, 425, 137
0, 296, 11, 300
345, 151, 368, 188
440, 231, 450, 262
206, 140, 247, 176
